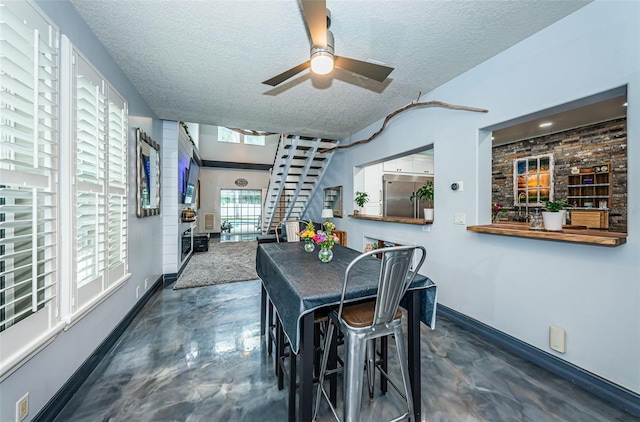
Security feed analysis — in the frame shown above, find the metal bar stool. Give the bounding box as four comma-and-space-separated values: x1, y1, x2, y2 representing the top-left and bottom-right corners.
314, 245, 426, 422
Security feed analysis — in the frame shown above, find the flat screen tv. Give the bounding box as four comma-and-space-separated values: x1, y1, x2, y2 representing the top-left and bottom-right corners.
183, 159, 200, 204
184, 184, 195, 204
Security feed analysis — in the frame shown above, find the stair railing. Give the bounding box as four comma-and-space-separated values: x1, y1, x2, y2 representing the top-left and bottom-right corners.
264, 135, 300, 234
284, 137, 322, 221
300, 139, 340, 217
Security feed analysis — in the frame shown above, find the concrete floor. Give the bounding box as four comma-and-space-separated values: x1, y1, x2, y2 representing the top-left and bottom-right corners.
54, 276, 636, 422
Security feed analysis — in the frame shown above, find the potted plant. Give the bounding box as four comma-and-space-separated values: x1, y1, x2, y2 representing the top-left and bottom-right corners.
542, 199, 567, 231
354, 191, 369, 215
410, 180, 434, 220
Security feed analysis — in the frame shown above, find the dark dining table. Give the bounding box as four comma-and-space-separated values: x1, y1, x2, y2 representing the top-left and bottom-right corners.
256, 242, 437, 422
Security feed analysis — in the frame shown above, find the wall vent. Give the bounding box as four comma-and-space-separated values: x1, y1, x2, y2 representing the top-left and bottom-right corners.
204, 213, 215, 231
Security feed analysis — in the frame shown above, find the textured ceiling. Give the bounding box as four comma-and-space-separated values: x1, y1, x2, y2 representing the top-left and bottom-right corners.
70, 0, 590, 140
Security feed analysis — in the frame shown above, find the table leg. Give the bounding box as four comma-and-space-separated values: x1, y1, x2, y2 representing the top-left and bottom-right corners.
299, 312, 315, 422
407, 290, 421, 421
277, 319, 285, 388
268, 300, 275, 356
261, 285, 267, 336
329, 325, 338, 406
289, 347, 297, 422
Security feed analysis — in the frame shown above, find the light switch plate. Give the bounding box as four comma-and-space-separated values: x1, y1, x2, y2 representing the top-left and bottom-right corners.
454, 213, 466, 225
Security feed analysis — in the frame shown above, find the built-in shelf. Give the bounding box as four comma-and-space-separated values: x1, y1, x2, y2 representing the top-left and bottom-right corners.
467, 222, 626, 247
349, 214, 431, 225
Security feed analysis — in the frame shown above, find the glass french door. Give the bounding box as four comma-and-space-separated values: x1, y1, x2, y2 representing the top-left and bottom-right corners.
219, 189, 262, 234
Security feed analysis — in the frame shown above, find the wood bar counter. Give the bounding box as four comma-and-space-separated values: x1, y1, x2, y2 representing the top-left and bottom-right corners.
349, 214, 431, 225
467, 222, 626, 247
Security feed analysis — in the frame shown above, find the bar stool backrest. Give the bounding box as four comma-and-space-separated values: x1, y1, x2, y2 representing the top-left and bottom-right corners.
337, 245, 426, 327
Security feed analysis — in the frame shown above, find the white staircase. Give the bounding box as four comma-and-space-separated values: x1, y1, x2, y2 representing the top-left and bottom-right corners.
261, 135, 339, 234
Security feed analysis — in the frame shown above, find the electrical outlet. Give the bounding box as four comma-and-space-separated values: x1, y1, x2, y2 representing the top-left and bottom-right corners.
549, 326, 566, 353
454, 213, 466, 225
422, 224, 431, 232
16, 392, 28, 422
136, 286, 140, 299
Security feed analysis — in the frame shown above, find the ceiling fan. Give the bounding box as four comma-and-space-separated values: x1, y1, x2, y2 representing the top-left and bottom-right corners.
262, 0, 394, 87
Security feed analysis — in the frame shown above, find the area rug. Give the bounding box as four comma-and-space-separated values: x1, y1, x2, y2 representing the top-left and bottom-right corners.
173, 241, 259, 289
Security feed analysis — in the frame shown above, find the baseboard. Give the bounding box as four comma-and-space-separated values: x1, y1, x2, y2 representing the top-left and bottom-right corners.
33, 275, 164, 422
163, 253, 193, 284
437, 305, 640, 417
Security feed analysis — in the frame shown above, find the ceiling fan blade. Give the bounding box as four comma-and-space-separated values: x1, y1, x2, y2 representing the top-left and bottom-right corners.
262, 61, 311, 86
300, 0, 327, 47
334, 56, 394, 83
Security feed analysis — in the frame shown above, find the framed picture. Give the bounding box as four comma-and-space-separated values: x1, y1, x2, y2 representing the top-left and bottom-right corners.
323, 186, 343, 218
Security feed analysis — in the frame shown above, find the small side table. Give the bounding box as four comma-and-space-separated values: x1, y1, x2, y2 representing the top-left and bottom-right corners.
193, 234, 210, 252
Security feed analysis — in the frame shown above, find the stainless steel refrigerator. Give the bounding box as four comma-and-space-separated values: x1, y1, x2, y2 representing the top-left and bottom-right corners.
383, 174, 432, 219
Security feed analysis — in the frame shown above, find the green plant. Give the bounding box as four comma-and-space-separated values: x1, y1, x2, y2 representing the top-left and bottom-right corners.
544, 199, 567, 212
410, 180, 434, 206
354, 191, 370, 207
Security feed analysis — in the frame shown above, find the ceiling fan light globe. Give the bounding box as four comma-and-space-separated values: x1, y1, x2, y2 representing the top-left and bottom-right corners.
310, 51, 334, 75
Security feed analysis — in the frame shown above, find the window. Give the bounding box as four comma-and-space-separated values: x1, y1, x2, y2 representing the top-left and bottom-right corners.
0, 1, 129, 377
70, 47, 129, 314
218, 127, 265, 146
220, 189, 262, 234
513, 154, 553, 207
107, 87, 128, 274
0, 0, 61, 372
217, 127, 240, 143
244, 134, 265, 146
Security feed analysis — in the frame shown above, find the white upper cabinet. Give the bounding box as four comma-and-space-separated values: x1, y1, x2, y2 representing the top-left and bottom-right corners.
382, 154, 434, 175
412, 155, 434, 175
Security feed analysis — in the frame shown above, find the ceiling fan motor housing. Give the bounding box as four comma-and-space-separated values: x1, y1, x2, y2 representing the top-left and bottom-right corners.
310, 30, 334, 74
310, 29, 334, 59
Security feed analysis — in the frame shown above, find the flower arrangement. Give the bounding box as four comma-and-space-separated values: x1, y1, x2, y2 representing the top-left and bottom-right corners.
299, 220, 317, 252
323, 221, 335, 234
313, 230, 339, 249
299, 220, 316, 241
492, 202, 504, 222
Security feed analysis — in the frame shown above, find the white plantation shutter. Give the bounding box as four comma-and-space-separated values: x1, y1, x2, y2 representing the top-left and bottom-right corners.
71, 50, 129, 311
0, 1, 129, 376
73, 53, 106, 308
107, 86, 127, 281
0, 0, 61, 373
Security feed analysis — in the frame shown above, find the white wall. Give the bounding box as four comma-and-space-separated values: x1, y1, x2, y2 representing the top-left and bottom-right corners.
197, 167, 271, 232
0, 2, 164, 422
312, 1, 640, 393
198, 124, 279, 164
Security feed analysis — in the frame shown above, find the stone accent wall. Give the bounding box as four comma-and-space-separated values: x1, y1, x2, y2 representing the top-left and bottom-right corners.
492, 118, 627, 232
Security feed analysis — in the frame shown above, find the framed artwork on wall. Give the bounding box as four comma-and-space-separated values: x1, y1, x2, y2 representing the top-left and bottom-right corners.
513, 154, 553, 207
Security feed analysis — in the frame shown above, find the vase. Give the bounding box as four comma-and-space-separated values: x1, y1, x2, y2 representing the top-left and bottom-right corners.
424, 208, 434, 221
542, 210, 566, 231
318, 245, 333, 263
304, 241, 315, 253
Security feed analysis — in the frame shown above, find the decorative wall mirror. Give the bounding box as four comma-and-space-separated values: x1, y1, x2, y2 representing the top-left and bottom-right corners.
323, 186, 343, 218
136, 128, 161, 217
